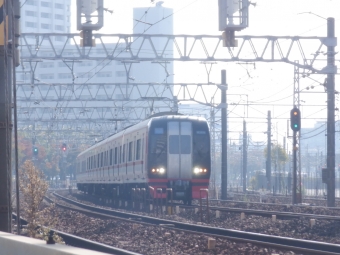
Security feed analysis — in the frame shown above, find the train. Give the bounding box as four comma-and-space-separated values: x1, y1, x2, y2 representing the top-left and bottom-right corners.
76, 113, 211, 205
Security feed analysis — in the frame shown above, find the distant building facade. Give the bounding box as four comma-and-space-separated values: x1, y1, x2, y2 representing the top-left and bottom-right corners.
17, 2, 175, 136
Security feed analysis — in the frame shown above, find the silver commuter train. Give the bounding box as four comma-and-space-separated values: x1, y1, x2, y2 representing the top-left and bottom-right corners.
76, 114, 211, 204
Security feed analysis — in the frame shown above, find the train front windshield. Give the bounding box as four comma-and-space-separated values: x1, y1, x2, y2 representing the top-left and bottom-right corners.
149, 125, 167, 175
192, 127, 210, 178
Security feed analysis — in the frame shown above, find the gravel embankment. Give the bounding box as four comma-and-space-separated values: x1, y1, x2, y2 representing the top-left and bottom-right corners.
54, 208, 299, 255
41, 190, 340, 254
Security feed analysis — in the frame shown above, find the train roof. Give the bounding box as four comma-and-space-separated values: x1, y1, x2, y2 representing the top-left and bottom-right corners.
77, 114, 208, 158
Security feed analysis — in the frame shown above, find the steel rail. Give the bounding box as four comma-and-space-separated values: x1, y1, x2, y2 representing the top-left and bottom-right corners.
50, 192, 340, 255
215, 192, 340, 205
183, 203, 340, 221
12, 212, 142, 255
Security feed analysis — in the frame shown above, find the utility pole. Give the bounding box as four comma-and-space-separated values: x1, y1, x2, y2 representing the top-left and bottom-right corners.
292, 130, 298, 203
288, 151, 291, 194
292, 59, 302, 204
266, 111, 271, 190
221, 70, 228, 200
282, 136, 286, 194
13, 0, 21, 234
307, 145, 310, 176
242, 120, 247, 192
291, 107, 301, 204
0, 0, 13, 233
327, 17, 336, 207
210, 106, 216, 196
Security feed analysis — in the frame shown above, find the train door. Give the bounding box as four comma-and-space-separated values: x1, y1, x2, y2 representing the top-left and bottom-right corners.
167, 121, 192, 179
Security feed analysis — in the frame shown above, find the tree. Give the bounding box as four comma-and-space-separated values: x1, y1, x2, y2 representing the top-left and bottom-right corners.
264, 144, 288, 166
19, 160, 60, 240
16, 132, 90, 182
264, 144, 288, 192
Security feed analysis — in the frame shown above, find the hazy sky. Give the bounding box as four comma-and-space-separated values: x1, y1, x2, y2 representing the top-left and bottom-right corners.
71, 0, 340, 147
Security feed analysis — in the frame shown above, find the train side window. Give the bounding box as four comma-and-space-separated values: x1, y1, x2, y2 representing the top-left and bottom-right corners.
136, 139, 141, 160
110, 149, 113, 165
128, 141, 133, 161
97, 154, 100, 168
114, 147, 118, 164
119, 146, 122, 163
101, 152, 104, 167
123, 144, 126, 163
142, 138, 144, 159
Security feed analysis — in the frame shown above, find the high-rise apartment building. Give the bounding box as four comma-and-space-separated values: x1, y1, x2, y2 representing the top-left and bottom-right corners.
17, 2, 175, 141
21, 0, 71, 34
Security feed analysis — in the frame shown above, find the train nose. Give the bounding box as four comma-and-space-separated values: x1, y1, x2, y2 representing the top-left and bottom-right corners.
168, 180, 191, 199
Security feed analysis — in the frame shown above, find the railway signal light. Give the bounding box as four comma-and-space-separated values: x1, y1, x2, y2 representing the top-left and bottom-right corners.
290, 107, 301, 132
33, 146, 38, 155
62, 143, 67, 152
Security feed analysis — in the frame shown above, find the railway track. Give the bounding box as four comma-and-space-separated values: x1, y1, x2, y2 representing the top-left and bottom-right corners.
48, 192, 340, 255
207, 197, 340, 212
224, 192, 340, 205
12, 211, 142, 255
54, 189, 340, 222
183, 203, 340, 221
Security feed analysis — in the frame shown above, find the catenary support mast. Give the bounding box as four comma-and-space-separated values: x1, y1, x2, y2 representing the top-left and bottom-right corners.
221, 70, 228, 199
242, 120, 247, 192
327, 17, 336, 207
0, 0, 13, 233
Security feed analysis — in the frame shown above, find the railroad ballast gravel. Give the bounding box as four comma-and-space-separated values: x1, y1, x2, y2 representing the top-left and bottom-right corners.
55, 208, 297, 255
47, 190, 340, 254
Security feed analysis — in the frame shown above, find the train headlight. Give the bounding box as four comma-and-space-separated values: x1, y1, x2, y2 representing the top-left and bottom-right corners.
151, 167, 166, 174
194, 167, 208, 174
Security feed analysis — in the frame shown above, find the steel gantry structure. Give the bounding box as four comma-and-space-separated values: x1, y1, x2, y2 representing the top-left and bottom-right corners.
20, 33, 330, 71
18, 32, 332, 127
18, 30, 336, 205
